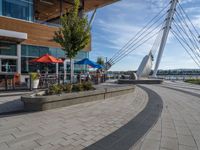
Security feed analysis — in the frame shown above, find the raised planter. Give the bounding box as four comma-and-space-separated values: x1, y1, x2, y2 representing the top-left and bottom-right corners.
21, 85, 135, 111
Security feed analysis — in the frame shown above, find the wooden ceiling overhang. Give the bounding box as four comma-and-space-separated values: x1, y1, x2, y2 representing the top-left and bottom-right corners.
35, 0, 119, 22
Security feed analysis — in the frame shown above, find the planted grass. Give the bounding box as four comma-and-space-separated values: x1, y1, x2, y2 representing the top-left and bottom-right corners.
184, 79, 200, 85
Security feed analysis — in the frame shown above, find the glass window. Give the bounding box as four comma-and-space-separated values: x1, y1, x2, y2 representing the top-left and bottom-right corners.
75, 51, 89, 60
1, 59, 17, 72
21, 44, 89, 74
49, 47, 65, 58
39, 47, 49, 56
0, 0, 2, 15
21, 45, 49, 57
2, 0, 33, 21
0, 42, 17, 56
21, 57, 58, 74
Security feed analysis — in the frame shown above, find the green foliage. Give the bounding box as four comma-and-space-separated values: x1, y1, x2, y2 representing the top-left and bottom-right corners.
72, 83, 84, 92
82, 81, 95, 91
30, 72, 40, 81
97, 57, 105, 66
62, 84, 72, 93
49, 84, 63, 95
47, 82, 94, 95
185, 79, 200, 85
53, 0, 90, 59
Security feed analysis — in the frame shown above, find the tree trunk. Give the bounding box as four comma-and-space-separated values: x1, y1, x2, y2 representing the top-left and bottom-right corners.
70, 58, 74, 83
63, 59, 67, 83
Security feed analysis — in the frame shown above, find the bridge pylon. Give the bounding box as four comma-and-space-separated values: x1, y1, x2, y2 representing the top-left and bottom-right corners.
153, 0, 178, 77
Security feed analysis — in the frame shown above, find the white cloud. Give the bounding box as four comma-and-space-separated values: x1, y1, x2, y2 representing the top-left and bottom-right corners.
90, 0, 200, 71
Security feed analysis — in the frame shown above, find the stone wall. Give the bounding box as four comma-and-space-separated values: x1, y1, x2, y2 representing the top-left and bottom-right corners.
21, 85, 135, 111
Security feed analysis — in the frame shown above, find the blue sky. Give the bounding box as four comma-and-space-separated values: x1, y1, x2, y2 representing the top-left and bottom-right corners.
88, 0, 200, 71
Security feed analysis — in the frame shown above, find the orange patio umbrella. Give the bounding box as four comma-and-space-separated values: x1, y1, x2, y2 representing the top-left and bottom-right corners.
30, 54, 63, 63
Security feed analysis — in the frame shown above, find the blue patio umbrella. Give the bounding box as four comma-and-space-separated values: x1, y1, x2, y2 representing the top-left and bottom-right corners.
75, 58, 103, 69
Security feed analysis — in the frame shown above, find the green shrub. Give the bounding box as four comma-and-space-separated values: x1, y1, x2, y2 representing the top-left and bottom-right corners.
82, 82, 94, 91
62, 84, 72, 93
47, 82, 94, 95
72, 83, 84, 92
30, 72, 40, 81
49, 84, 63, 95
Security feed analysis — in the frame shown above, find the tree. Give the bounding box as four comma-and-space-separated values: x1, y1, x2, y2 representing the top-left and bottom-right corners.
96, 57, 105, 66
54, 0, 90, 83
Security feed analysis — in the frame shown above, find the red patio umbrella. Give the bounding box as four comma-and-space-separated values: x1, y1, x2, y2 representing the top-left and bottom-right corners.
30, 54, 63, 63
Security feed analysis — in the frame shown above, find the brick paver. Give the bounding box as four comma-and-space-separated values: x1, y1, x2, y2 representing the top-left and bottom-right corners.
0, 87, 148, 150
0, 95, 23, 114
131, 82, 200, 150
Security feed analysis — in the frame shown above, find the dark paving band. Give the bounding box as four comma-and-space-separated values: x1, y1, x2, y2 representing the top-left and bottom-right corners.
84, 86, 163, 150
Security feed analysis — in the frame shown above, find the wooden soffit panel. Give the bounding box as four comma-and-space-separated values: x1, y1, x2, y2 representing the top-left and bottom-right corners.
84, 0, 119, 11
35, 0, 119, 21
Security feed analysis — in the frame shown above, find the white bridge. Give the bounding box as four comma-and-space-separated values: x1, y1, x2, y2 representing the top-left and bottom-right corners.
105, 0, 200, 79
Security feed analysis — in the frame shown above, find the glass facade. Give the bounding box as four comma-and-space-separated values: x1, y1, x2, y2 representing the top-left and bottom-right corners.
1, 59, 17, 72
0, 41, 17, 73
21, 44, 89, 74
0, 42, 89, 74
0, 0, 33, 21
0, 41, 17, 56
21, 45, 49, 57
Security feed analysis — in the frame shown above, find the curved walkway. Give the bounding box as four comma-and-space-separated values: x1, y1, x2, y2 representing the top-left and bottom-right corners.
0, 87, 148, 150
84, 86, 163, 150
162, 81, 200, 95
131, 83, 200, 150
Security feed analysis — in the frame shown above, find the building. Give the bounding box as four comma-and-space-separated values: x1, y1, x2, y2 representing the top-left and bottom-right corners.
0, 0, 118, 81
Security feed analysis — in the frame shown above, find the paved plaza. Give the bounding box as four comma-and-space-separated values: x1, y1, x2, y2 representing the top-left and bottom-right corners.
0, 86, 148, 150
131, 82, 200, 150
0, 81, 199, 150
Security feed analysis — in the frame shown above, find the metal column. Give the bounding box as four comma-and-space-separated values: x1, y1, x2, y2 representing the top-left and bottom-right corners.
153, 0, 178, 77
17, 44, 21, 75
89, 9, 97, 27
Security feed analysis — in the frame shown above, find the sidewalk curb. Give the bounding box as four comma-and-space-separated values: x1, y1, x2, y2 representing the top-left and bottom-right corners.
0, 91, 33, 97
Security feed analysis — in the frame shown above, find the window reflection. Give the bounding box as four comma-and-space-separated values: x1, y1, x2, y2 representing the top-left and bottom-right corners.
2, 0, 33, 21
1, 59, 17, 72
21, 44, 89, 74
0, 42, 17, 56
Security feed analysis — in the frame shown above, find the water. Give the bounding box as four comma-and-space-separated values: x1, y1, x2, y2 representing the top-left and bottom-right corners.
157, 75, 200, 80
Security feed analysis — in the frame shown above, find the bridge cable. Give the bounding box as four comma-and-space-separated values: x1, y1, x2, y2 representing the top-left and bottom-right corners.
108, 2, 171, 65
171, 29, 200, 68
171, 23, 200, 63
110, 24, 163, 65
172, 22, 200, 64
171, 28, 200, 67
113, 28, 164, 65
110, 21, 165, 64
175, 6, 200, 51
109, 13, 167, 64
178, 2, 200, 37
172, 19, 200, 59
108, 3, 170, 63
174, 12, 200, 55
114, 15, 167, 64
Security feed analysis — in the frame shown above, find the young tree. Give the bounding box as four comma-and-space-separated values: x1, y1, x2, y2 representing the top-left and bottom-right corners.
54, 0, 90, 83
96, 57, 105, 66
